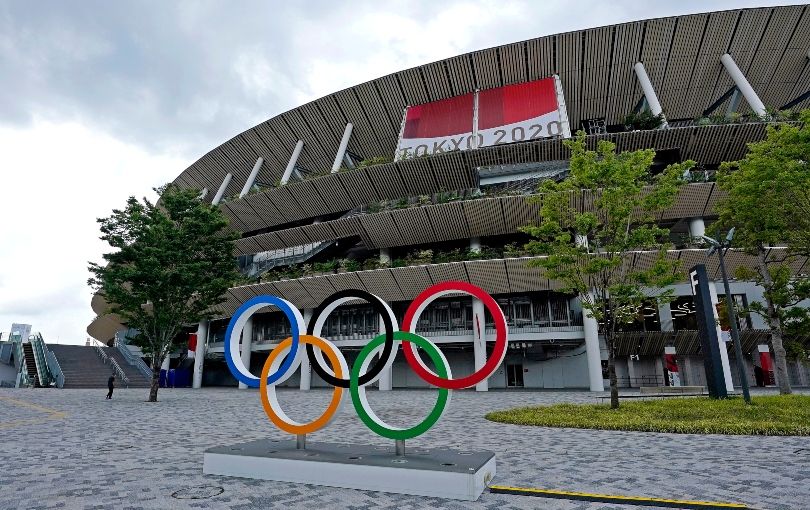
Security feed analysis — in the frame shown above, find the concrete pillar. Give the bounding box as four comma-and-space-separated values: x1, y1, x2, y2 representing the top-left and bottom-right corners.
708, 282, 735, 392
582, 295, 604, 392
689, 217, 706, 240
237, 317, 253, 390
281, 140, 304, 185
658, 301, 674, 332
192, 321, 208, 389
654, 356, 664, 385
331, 123, 354, 173
212, 173, 233, 205
379, 247, 391, 266
378, 311, 393, 391
300, 309, 312, 390
161, 354, 170, 371
720, 53, 767, 117
633, 62, 668, 128
468, 237, 488, 391
239, 158, 264, 198
472, 297, 488, 392
627, 356, 637, 388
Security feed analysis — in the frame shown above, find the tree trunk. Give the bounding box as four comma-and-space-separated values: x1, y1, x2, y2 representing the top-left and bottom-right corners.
148, 355, 161, 402
607, 332, 619, 409
757, 247, 792, 394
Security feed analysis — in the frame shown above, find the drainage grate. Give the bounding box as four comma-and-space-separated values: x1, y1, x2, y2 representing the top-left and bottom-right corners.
171, 486, 224, 500
90, 444, 134, 453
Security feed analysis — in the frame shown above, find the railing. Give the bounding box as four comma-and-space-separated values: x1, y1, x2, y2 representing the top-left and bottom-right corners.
92, 343, 130, 388
616, 375, 666, 387
45, 349, 65, 388
114, 336, 151, 379
29, 334, 53, 387
249, 323, 585, 346
12, 340, 30, 388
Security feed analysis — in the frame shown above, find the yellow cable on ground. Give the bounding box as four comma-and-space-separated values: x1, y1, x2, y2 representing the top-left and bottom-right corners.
489, 485, 751, 509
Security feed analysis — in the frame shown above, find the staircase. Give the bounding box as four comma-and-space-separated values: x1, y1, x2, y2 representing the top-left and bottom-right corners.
103, 347, 152, 388
49, 345, 151, 389
21, 343, 41, 387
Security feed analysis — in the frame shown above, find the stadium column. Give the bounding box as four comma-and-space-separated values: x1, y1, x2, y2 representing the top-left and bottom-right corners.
212, 173, 233, 205
627, 354, 637, 388
633, 62, 668, 128
658, 300, 674, 332
300, 308, 312, 390
377, 248, 393, 390
161, 354, 170, 371
237, 317, 253, 390
720, 53, 767, 117
469, 237, 488, 391
192, 320, 208, 389
280, 140, 304, 185
331, 124, 354, 173
582, 293, 605, 392
688, 217, 705, 239
239, 158, 264, 198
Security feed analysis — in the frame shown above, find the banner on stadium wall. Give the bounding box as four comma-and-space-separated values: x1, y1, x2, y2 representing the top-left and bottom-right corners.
188, 332, 197, 359
394, 75, 571, 161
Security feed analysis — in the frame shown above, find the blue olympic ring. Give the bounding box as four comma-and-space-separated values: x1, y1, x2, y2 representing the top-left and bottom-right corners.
224, 295, 302, 388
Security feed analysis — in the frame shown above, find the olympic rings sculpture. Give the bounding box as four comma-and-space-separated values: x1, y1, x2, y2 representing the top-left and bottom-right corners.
224, 281, 508, 440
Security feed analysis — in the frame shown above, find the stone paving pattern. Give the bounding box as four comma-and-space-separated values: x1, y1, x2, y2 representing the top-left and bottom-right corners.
1, 387, 808, 509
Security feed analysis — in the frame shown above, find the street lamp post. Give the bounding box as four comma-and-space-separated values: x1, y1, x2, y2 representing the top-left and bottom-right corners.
701, 228, 752, 404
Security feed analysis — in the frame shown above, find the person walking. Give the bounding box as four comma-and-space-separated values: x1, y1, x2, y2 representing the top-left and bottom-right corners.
106, 374, 115, 399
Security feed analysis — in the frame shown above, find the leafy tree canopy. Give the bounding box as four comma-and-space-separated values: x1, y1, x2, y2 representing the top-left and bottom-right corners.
522, 132, 693, 407
714, 109, 810, 394
88, 185, 241, 400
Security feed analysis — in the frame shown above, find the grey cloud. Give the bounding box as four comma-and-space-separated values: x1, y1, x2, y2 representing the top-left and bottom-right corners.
0, 0, 793, 161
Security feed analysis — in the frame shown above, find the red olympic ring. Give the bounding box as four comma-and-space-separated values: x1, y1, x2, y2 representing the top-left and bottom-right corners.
402, 281, 508, 390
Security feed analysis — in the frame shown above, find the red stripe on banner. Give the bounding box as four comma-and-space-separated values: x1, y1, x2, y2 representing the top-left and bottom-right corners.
478, 78, 558, 129
402, 93, 474, 139
188, 333, 197, 351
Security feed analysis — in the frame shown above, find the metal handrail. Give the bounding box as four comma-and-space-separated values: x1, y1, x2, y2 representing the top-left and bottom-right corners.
113, 336, 151, 379
93, 344, 130, 387
29, 334, 53, 387
11, 340, 30, 388
45, 349, 65, 388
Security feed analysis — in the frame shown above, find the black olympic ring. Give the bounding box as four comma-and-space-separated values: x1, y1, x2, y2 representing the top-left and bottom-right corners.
306, 289, 396, 388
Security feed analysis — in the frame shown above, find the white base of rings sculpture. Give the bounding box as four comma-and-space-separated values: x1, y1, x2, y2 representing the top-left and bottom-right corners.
203, 282, 508, 501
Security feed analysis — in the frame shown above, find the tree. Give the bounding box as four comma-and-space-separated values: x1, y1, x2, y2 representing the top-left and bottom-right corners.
89, 185, 241, 401
522, 133, 692, 408
714, 110, 810, 394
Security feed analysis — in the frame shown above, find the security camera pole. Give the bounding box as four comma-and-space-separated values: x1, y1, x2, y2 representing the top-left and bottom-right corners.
700, 228, 752, 404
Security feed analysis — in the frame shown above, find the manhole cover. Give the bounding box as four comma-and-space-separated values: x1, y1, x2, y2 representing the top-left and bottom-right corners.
171, 486, 224, 500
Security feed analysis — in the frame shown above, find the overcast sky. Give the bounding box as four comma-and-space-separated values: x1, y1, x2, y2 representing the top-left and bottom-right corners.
0, 0, 794, 344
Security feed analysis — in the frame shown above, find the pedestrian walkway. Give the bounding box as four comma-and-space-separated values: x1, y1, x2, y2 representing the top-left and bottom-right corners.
0, 387, 805, 509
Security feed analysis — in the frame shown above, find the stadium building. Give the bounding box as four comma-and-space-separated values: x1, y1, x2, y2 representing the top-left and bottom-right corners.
88, 5, 810, 392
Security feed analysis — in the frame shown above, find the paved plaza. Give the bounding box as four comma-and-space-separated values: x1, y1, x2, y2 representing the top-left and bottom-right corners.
0, 387, 808, 510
